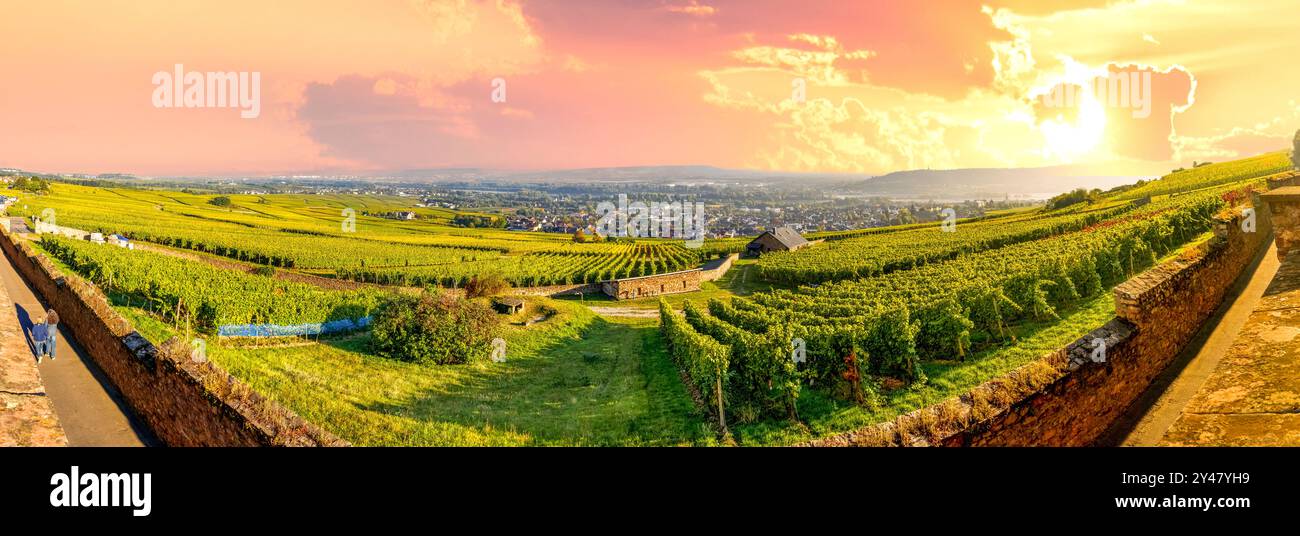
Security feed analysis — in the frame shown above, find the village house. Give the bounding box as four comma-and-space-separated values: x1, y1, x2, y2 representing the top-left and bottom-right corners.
745, 226, 809, 257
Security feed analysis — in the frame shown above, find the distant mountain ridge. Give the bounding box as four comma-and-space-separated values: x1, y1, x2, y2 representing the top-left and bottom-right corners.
840, 166, 1141, 199
4, 162, 1150, 200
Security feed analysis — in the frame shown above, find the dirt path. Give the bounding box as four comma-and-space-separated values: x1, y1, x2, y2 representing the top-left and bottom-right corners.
586, 306, 660, 318
1103, 241, 1280, 446
0, 240, 156, 446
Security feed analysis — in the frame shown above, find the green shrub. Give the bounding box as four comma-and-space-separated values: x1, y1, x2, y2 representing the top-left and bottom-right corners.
371, 289, 500, 365
465, 272, 510, 298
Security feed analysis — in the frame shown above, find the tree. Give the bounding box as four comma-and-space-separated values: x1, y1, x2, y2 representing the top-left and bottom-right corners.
1293, 129, 1300, 169
208, 196, 232, 207
370, 289, 500, 365
10, 176, 50, 193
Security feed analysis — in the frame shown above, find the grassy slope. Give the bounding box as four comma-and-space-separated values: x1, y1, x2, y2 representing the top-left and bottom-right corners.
119, 298, 710, 446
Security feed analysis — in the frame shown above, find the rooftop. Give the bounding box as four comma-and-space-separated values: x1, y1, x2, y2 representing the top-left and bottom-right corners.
755, 225, 808, 248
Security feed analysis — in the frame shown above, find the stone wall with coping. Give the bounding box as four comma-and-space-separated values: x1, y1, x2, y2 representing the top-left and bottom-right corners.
601, 269, 702, 300
699, 253, 739, 282
0, 230, 347, 446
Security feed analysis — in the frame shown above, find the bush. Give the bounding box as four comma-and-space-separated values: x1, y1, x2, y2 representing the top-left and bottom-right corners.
464, 272, 509, 298
209, 196, 232, 207
370, 289, 500, 365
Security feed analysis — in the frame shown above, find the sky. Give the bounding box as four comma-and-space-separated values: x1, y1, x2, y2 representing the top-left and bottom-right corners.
1, 0, 1297, 177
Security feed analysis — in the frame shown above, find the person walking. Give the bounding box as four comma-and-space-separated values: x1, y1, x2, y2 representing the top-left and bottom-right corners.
33, 309, 58, 363
44, 309, 58, 361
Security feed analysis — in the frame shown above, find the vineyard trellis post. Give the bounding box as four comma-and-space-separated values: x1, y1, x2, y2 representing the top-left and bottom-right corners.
715, 370, 727, 435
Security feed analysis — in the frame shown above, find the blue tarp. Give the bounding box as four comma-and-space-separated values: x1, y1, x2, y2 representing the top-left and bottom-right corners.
218, 316, 371, 337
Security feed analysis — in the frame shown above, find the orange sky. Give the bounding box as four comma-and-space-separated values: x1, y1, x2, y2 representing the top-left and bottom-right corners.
1, 0, 1297, 177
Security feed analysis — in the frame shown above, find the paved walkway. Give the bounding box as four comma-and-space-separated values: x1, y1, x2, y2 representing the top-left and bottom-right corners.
1107, 242, 1281, 446
0, 234, 155, 446
0, 274, 65, 446
1159, 249, 1300, 445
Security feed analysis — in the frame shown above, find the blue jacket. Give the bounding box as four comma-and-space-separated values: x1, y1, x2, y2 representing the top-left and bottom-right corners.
31, 323, 55, 342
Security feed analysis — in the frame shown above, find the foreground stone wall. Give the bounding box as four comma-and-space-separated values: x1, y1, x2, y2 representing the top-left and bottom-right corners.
1262, 184, 1300, 259
809, 201, 1271, 447
0, 231, 346, 446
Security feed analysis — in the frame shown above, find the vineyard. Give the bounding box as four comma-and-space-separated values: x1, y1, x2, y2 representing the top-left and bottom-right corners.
336, 242, 702, 287
39, 235, 387, 333
11, 184, 713, 287
659, 155, 1279, 440
1113, 151, 1291, 200
6, 150, 1290, 446
754, 198, 1137, 284
753, 152, 1291, 286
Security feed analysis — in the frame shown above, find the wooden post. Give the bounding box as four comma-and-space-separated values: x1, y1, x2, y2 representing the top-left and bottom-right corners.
715, 372, 727, 434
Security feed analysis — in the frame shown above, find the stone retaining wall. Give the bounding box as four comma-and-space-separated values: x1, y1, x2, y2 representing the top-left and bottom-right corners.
699, 253, 739, 282
601, 269, 702, 300
0, 230, 346, 446
511, 283, 601, 297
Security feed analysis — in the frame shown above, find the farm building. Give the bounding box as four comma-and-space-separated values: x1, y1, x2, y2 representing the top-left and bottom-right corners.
745, 226, 809, 256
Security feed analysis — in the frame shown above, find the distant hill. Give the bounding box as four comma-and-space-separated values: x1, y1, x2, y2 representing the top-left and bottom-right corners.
382, 165, 873, 185
837, 166, 1140, 200
430, 164, 1143, 198
2, 162, 1151, 199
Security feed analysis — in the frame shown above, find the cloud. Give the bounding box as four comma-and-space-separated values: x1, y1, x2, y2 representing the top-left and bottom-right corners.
664, 1, 717, 16
1172, 127, 1291, 161
699, 34, 1039, 173
983, 0, 1300, 164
